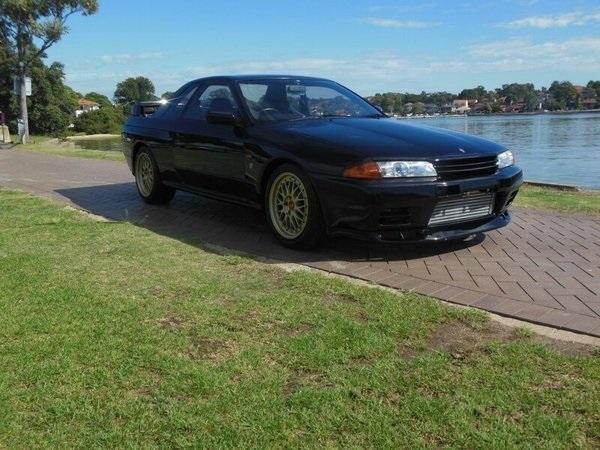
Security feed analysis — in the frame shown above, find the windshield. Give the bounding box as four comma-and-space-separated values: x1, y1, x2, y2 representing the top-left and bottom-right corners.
237, 79, 383, 123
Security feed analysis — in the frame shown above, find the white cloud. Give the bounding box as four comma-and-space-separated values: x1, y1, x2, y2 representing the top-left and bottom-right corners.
62, 36, 600, 97
466, 37, 600, 72
99, 52, 163, 64
143, 38, 600, 93
499, 10, 600, 28
184, 55, 414, 83
361, 17, 437, 28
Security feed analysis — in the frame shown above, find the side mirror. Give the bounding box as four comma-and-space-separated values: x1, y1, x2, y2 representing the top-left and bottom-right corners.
206, 110, 239, 126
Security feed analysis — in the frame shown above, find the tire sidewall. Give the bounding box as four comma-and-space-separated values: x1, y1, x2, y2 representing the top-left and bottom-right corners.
135, 148, 160, 200
134, 147, 175, 204
265, 164, 324, 248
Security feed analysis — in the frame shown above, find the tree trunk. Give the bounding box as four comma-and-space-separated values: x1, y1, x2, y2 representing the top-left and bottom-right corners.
18, 65, 29, 144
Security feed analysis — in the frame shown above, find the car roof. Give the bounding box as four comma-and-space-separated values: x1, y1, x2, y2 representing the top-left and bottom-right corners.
189, 74, 333, 84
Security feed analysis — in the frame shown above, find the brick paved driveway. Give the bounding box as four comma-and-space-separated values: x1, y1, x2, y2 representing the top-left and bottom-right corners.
2, 149, 599, 336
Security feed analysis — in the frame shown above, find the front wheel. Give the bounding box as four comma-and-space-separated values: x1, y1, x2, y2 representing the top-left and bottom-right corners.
265, 164, 324, 249
135, 147, 175, 204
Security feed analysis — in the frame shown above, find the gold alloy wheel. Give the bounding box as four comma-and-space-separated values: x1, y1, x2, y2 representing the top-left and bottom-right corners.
269, 172, 309, 240
135, 152, 154, 197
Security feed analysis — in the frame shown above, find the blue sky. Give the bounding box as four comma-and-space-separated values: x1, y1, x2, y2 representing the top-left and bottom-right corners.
45, 0, 600, 98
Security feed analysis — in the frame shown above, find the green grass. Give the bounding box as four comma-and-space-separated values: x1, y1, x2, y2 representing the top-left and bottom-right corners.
0, 189, 598, 448
16, 135, 125, 161
514, 185, 600, 215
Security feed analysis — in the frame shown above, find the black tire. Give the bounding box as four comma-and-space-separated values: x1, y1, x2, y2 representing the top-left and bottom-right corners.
265, 164, 325, 249
134, 147, 176, 205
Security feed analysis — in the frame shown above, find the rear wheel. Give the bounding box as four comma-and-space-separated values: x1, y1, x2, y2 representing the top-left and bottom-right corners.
135, 147, 175, 204
265, 164, 324, 249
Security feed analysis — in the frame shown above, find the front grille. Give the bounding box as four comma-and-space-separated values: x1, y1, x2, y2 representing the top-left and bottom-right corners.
434, 155, 497, 180
428, 191, 494, 226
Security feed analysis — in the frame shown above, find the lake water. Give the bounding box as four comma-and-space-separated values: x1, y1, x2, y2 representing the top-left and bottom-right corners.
72, 112, 600, 189
409, 112, 600, 190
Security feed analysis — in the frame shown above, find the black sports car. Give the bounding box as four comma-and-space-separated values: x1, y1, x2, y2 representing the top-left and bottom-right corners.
123, 75, 522, 248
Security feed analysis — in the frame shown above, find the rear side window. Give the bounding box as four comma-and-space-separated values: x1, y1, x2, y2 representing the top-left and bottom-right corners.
182, 84, 238, 121
172, 82, 194, 98
172, 85, 197, 112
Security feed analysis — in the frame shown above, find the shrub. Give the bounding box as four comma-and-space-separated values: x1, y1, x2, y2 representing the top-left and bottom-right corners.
73, 107, 124, 135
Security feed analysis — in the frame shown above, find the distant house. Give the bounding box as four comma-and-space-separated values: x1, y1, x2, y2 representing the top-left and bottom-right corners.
582, 98, 598, 110
75, 98, 100, 117
424, 103, 441, 114
469, 103, 487, 114
505, 101, 526, 113
441, 103, 453, 113
452, 99, 472, 113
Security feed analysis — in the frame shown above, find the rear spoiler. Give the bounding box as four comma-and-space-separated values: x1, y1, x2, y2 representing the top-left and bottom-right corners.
130, 101, 164, 117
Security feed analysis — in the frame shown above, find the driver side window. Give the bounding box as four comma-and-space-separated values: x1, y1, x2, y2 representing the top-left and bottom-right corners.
182, 84, 238, 121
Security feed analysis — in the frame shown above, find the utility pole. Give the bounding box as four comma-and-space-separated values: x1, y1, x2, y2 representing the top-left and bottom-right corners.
18, 60, 29, 144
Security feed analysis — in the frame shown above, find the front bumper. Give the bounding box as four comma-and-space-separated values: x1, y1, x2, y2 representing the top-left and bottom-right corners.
312, 165, 523, 242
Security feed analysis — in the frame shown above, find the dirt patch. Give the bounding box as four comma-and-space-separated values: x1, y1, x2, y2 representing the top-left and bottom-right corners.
397, 343, 422, 360
323, 291, 356, 305
385, 391, 402, 405
214, 295, 238, 307
428, 319, 597, 358
533, 335, 598, 357
348, 355, 376, 368
283, 370, 330, 397
355, 311, 370, 323
429, 319, 514, 359
185, 337, 234, 361
158, 315, 186, 330
135, 386, 154, 397
285, 322, 315, 337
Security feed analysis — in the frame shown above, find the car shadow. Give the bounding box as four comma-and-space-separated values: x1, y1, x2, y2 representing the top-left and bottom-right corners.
55, 182, 485, 265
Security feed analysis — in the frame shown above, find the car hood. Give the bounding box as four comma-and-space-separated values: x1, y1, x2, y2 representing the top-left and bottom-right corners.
264, 118, 505, 160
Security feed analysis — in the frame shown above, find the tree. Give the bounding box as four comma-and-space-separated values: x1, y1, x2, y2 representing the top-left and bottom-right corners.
0, 0, 98, 143
114, 77, 157, 105
457, 85, 487, 101
497, 83, 537, 107
548, 81, 578, 110
161, 91, 174, 100
0, 36, 18, 129
491, 103, 503, 113
585, 80, 600, 98
543, 98, 564, 111
0, 38, 75, 136
27, 61, 77, 136
376, 94, 394, 114
524, 92, 540, 112
84, 91, 112, 108
412, 102, 425, 115
73, 106, 124, 134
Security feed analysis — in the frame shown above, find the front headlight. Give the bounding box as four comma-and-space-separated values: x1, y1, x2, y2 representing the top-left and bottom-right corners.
343, 161, 437, 179
377, 161, 437, 178
497, 150, 515, 169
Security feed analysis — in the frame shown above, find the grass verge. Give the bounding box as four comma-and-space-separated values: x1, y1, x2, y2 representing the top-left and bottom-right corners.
16, 135, 124, 161
0, 189, 598, 448
514, 184, 600, 215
